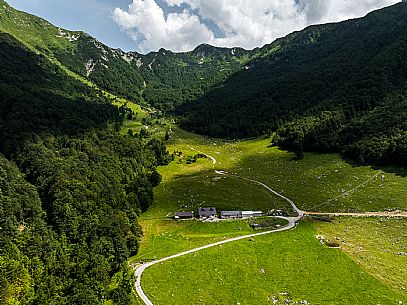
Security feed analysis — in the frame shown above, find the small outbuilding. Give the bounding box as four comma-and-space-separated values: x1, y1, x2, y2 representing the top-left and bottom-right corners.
221, 211, 242, 219
174, 211, 194, 219
198, 207, 217, 219
253, 211, 263, 217
241, 211, 263, 218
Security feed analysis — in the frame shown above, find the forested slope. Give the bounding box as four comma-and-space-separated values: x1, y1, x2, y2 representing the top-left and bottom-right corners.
0, 0, 145, 101
1, 0, 407, 303
178, 2, 407, 166
0, 0, 251, 108
138, 44, 251, 112
0, 30, 170, 304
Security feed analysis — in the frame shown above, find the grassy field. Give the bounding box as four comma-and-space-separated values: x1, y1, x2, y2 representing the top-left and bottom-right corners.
131, 218, 288, 262
142, 220, 406, 305
316, 217, 407, 298
132, 127, 407, 305
134, 128, 296, 261
159, 128, 407, 213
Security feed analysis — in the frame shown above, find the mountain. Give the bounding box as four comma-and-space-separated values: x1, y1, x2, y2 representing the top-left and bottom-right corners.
0, 0, 251, 109
138, 44, 251, 112
4, 0, 407, 168
177, 2, 407, 166
0, 0, 145, 100
0, 32, 118, 156
1, 0, 407, 303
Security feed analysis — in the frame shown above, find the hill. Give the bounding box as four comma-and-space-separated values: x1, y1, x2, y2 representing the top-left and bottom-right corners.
177, 2, 407, 166
0, 13, 170, 305
1, 1, 407, 303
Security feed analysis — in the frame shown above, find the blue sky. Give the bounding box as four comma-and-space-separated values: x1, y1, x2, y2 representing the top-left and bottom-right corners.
7, 0, 141, 51
7, 0, 400, 53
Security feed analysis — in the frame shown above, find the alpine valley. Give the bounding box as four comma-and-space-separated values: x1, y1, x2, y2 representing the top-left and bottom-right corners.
1, 1, 407, 305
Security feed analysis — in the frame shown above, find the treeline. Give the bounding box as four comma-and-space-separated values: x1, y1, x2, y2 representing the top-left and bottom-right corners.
177, 2, 407, 167
0, 32, 170, 303
0, 33, 119, 156
274, 94, 407, 167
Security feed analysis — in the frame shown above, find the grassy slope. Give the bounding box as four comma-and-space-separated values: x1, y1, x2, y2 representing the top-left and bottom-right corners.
132, 129, 295, 261
133, 218, 288, 262
160, 128, 407, 214
142, 220, 406, 305
316, 217, 407, 298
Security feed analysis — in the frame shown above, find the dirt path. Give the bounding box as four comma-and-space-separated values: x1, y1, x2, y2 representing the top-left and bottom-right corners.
305, 211, 407, 218
216, 170, 303, 217
133, 168, 406, 304
173, 131, 217, 164
310, 172, 382, 210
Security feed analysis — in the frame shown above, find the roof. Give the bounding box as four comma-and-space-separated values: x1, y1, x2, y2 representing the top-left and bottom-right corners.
175, 211, 194, 217
242, 211, 263, 214
198, 207, 217, 217
241, 211, 254, 215
221, 211, 241, 216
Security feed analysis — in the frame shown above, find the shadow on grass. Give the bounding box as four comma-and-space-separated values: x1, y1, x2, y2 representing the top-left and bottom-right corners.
155, 168, 295, 216
343, 157, 407, 178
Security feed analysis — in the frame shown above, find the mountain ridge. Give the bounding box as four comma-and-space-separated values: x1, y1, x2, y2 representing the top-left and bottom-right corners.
2, 0, 407, 168
176, 1, 407, 166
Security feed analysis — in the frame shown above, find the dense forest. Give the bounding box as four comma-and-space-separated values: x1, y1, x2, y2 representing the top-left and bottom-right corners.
177, 2, 407, 166
0, 32, 170, 304
138, 45, 249, 112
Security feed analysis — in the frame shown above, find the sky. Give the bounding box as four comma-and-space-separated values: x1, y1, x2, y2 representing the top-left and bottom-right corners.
8, 0, 400, 54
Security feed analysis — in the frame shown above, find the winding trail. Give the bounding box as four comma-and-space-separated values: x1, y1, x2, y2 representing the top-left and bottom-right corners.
310, 172, 382, 210
173, 131, 217, 164
133, 136, 404, 304
133, 172, 304, 305
216, 170, 303, 217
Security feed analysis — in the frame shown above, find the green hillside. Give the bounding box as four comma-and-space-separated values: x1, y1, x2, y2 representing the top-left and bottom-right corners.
4, 0, 407, 168
177, 2, 407, 166
0, 12, 170, 304
138, 44, 251, 112
1, 0, 407, 303
0, 0, 251, 109
0, 0, 145, 101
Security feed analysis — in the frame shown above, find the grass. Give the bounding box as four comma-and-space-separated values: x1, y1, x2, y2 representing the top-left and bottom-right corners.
316, 217, 407, 298
156, 127, 407, 215
131, 218, 288, 262
232, 148, 407, 213
133, 128, 407, 305
142, 220, 406, 305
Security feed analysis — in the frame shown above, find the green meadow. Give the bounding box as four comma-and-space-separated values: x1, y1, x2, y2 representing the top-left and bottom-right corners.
132, 127, 407, 304
316, 217, 407, 298
142, 220, 406, 305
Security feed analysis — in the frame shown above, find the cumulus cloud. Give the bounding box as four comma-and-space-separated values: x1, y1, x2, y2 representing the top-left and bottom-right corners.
113, 0, 214, 52
113, 0, 400, 53
298, 0, 399, 24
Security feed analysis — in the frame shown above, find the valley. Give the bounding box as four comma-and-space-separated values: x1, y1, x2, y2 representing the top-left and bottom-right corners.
1, 1, 407, 304
130, 127, 407, 305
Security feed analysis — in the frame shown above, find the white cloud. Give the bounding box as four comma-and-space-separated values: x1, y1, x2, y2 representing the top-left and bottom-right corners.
298, 0, 400, 24
113, 0, 214, 52
114, 0, 400, 53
